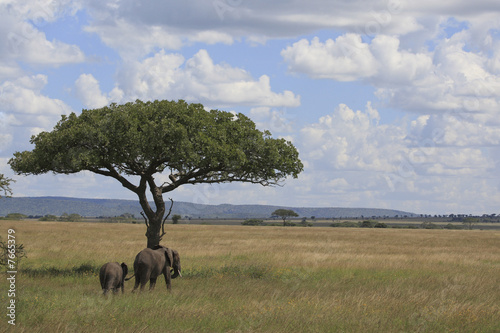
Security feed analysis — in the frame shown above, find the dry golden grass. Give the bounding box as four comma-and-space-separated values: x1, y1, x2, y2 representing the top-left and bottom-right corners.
0, 220, 499, 332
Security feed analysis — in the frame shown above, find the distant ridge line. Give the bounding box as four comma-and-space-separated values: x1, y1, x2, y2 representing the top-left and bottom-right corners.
0, 196, 416, 219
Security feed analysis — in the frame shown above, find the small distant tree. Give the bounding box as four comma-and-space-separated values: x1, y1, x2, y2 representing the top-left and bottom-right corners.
272, 209, 299, 226
172, 214, 182, 224
462, 217, 479, 230
298, 218, 313, 227
0, 174, 13, 198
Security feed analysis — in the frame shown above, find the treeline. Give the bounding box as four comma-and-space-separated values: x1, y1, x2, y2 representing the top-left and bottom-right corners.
330, 220, 468, 230
1, 213, 84, 222
0, 213, 138, 223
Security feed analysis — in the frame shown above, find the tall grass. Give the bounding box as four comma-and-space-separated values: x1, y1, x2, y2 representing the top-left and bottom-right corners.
0, 221, 499, 332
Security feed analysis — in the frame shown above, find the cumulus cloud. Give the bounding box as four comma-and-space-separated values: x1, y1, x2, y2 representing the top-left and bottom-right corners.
0, 75, 73, 153
75, 74, 110, 109
106, 49, 300, 108
283, 30, 500, 121
74, 74, 124, 109
249, 107, 295, 134
0, 75, 72, 117
296, 102, 499, 213
0, 2, 85, 67
300, 102, 404, 172
83, 19, 185, 60
281, 34, 379, 81
282, 34, 433, 85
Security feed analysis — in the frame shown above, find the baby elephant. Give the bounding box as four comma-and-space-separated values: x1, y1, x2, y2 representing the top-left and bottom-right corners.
99, 262, 128, 295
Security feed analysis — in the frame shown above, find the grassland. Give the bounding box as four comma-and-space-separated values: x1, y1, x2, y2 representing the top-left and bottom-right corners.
0, 220, 499, 332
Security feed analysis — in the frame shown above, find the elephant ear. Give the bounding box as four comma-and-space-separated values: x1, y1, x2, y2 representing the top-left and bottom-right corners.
164, 248, 174, 268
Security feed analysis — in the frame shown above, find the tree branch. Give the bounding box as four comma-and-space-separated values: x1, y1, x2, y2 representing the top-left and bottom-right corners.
90, 165, 139, 193
160, 198, 174, 241
140, 211, 149, 228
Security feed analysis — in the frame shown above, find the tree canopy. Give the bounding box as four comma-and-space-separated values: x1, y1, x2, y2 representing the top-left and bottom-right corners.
271, 208, 299, 226
9, 99, 304, 246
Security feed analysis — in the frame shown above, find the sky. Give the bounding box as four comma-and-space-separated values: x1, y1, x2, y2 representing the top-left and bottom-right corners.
1, 0, 500, 215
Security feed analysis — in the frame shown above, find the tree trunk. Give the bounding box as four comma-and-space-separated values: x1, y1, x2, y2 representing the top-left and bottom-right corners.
146, 216, 162, 248
138, 182, 166, 249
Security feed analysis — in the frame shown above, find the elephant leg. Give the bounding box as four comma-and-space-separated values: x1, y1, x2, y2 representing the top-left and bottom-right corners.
164, 267, 172, 291
136, 270, 150, 291
140, 273, 150, 291
149, 277, 158, 291
133, 276, 140, 292
104, 279, 116, 295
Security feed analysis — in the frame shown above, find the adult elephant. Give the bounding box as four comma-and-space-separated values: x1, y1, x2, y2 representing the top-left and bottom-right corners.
99, 262, 128, 295
129, 245, 181, 291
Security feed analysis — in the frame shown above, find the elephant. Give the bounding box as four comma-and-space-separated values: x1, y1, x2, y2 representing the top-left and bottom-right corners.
99, 262, 128, 295
128, 245, 181, 292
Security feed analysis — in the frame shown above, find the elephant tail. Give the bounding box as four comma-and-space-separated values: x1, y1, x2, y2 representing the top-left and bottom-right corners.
124, 274, 135, 281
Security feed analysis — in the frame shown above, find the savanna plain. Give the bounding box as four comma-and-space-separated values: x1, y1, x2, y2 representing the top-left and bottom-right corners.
0, 220, 499, 332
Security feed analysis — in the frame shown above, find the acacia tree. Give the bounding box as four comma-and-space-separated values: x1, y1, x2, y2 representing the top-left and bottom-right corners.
9, 99, 303, 247
272, 208, 299, 226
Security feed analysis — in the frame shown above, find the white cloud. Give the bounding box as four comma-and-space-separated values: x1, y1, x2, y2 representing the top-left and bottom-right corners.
0, 75, 73, 154
188, 30, 234, 45
300, 103, 406, 173
0, 75, 72, 117
283, 30, 500, 122
110, 49, 300, 108
83, 19, 185, 60
75, 74, 110, 109
0, 2, 85, 67
249, 107, 295, 133
281, 34, 378, 81
84, 0, 496, 53
295, 102, 499, 213
283, 34, 433, 84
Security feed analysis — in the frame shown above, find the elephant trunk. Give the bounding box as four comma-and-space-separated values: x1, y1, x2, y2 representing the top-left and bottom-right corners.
170, 249, 182, 279
171, 265, 182, 279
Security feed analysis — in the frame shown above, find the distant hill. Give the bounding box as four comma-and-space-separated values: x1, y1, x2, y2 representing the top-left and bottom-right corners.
0, 196, 416, 219
0, 197, 415, 219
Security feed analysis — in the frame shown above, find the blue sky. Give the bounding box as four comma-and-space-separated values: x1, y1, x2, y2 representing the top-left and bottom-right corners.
1, 0, 500, 215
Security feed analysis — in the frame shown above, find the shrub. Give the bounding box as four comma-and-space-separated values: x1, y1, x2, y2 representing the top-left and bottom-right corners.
58, 213, 82, 222
39, 215, 57, 221
421, 222, 442, 229
330, 221, 358, 228
298, 220, 313, 227
5, 213, 27, 220
360, 220, 377, 228
444, 223, 464, 230
241, 219, 265, 226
